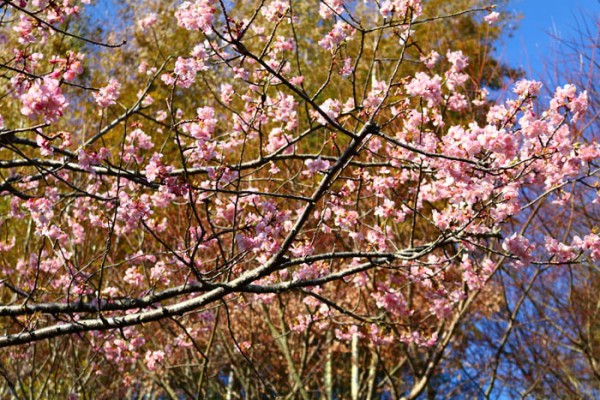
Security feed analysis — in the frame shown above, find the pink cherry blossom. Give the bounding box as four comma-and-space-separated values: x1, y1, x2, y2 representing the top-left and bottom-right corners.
339, 57, 353, 78
513, 79, 543, 98
171, 57, 206, 88
502, 234, 534, 266
138, 13, 158, 30
93, 78, 121, 108
319, 0, 344, 18
318, 21, 355, 51
175, 0, 216, 34
379, 0, 423, 19
304, 157, 330, 176
420, 50, 440, 69
574, 234, 600, 261
261, 0, 289, 22
447, 50, 468, 71
144, 350, 165, 371
20, 77, 68, 123
405, 72, 443, 107
484, 11, 500, 24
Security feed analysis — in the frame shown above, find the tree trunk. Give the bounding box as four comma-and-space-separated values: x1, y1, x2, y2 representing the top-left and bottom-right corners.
351, 332, 359, 400
325, 331, 333, 400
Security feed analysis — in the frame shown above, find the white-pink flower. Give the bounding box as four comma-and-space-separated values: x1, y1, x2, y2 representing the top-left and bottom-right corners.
304, 157, 330, 176
405, 72, 443, 107
314, 98, 341, 125
420, 50, 439, 69
502, 234, 534, 265
319, 0, 344, 19
20, 77, 68, 123
340, 57, 354, 78
175, 0, 216, 34
144, 350, 165, 371
172, 57, 206, 88
484, 11, 500, 25
318, 21, 355, 51
513, 79, 543, 98
574, 233, 600, 261
138, 13, 157, 30
447, 50, 468, 72
145, 153, 170, 181
93, 79, 121, 108
380, 0, 423, 19
266, 127, 294, 154
220, 83, 234, 104
262, 0, 289, 21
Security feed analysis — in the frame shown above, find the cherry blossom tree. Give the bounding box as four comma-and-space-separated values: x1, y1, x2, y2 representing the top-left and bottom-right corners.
458, 14, 600, 399
0, 0, 597, 398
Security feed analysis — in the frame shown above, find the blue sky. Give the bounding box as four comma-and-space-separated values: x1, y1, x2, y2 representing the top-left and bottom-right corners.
501, 0, 600, 78
87, 0, 598, 85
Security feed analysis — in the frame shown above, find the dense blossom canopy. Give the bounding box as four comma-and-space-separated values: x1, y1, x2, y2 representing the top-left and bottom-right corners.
0, 0, 598, 398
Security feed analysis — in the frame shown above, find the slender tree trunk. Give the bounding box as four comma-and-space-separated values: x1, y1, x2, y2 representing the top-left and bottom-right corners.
325, 331, 333, 400
263, 305, 310, 400
226, 369, 234, 400
351, 332, 359, 400
366, 349, 379, 400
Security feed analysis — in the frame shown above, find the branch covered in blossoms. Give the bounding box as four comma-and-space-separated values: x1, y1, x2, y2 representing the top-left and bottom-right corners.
0, 0, 598, 398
